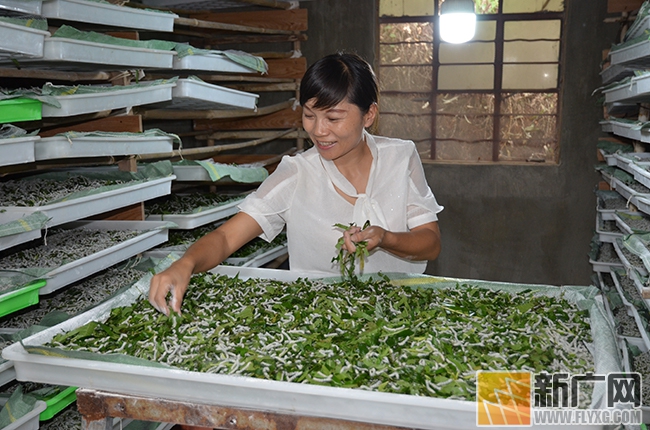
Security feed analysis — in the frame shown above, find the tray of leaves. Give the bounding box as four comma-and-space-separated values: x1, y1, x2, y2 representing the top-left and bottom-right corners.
0, 135, 37, 167
622, 342, 650, 422
613, 237, 648, 277
145, 193, 246, 229
0, 220, 171, 296
0, 171, 174, 228
596, 213, 624, 243
596, 190, 634, 221
614, 211, 650, 234
589, 239, 625, 273
225, 232, 287, 267
0, 389, 46, 430
1, 265, 619, 430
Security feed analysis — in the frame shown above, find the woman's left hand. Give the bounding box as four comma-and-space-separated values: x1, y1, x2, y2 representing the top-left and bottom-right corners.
342, 225, 386, 254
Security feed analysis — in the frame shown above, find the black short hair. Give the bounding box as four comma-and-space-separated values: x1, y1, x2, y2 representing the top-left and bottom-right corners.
299, 52, 378, 114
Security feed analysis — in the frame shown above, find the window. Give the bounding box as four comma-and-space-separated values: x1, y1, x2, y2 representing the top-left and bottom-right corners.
378, 0, 564, 163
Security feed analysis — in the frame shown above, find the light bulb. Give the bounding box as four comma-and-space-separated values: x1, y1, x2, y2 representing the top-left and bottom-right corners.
439, 0, 476, 44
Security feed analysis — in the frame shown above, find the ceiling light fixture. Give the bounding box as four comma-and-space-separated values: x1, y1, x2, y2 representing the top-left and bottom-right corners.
439, 0, 476, 44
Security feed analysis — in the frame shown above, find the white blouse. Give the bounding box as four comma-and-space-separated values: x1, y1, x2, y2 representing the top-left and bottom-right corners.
238, 131, 444, 276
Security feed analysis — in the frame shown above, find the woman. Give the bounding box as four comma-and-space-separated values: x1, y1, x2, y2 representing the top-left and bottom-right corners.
149, 52, 443, 316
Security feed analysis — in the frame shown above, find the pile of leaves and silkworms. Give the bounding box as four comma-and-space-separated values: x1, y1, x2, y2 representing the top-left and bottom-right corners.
145, 193, 245, 216
47, 274, 594, 400
229, 232, 287, 259
632, 349, 650, 405
0, 176, 129, 207
0, 266, 145, 330
0, 228, 140, 273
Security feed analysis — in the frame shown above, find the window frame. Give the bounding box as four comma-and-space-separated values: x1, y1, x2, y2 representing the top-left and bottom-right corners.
377, 3, 565, 164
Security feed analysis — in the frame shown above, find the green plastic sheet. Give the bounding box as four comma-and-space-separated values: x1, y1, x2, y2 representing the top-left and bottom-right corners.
173, 159, 268, 183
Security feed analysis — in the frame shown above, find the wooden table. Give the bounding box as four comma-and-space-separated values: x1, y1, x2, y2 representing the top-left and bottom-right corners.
76, 388, 414, 430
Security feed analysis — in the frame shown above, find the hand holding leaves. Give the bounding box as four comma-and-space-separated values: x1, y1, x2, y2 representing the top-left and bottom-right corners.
332, 220, 371, 279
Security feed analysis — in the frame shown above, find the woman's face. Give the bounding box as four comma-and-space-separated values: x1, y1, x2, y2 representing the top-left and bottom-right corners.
302, 97, 376, 162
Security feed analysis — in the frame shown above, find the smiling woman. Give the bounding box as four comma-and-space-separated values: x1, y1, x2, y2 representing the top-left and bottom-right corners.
148, 52, 444, 317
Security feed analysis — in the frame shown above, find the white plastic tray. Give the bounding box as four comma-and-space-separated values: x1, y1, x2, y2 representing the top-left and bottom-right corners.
0, 212, 42, 253
242, 244, 287, 267
33, 38, 175, 70
613, 152, 642, 175
0, 398, 46, 430
145, 198, 242, 229
0, 176, 174, 228
614, 212, 646, 235
628, 269, 650, 315
35, 135, 173, 160
590, 257, 624, 273
610, 177, 650, 208
610, 38, 650, 68
0, 359, 16, 389
605, 119, 650, 143
600, 63, 635, 85
600, 119, 613, 133
0, 22, 49, 59
173, 53, 257, 73
596, 215, 623, 243
156, 79, 258, 111
1, 266, 609, 430
0, 0, 42, 15
41, 0, 178, 32
613, 237, 648, 277
0, 135, 37, 167
33, 220, 171, 295
42, 83, 175, 117
629, 162, 650, 189
611, 270, 650, 350
604, 73, 650, 104
626, 15, 650, 41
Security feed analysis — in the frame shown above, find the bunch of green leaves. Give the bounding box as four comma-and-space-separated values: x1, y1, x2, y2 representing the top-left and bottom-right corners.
47, 274, 594, 401
332, 221, 370, 279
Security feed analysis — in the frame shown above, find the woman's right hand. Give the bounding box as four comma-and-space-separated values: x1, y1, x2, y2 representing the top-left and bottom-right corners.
148, 258, 195, 316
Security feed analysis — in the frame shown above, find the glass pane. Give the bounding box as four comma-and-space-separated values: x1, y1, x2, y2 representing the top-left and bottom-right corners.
474, 0, 499, 14
501, 93, 557, 115
504, 41, 559, 63
439, 41, 495, 64
436, 93, 495, 114
475, 20, 497, 40
379, 65, 433, 92
380, 23, 433, 44
381, 42, 433, 65
404, 0, 435, 16
436, 140, 493, 161
379, 113, 433, 141
500, 114, 557, 141
504, 20, 561, 40
382, 93, 433, 115
499, 139, 559, 162
436, 114, 493, 140
503, 0, 564, 13
438, 65, 494, 90
379, 0, 403, 17
502, 64, 557, 89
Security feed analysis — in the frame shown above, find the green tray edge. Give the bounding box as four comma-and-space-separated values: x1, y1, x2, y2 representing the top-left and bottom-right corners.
39, 386, 77, 421
0, 280, 46, 318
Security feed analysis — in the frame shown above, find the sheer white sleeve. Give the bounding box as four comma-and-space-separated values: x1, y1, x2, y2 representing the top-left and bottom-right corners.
405, 143, 444, 229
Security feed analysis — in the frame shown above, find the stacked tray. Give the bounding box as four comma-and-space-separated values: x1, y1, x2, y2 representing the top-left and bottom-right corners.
35, 134, 173, 160
0, 396, 46, 430
41, 0, 178, 32
154, 79, 258, 111
603, 119, 650, 143
1, 220, 172, 296
601, 63, 636, 85
145, 198, 242, 229
0, 0, 42, 15
12, 37, 176, 71
173, 53, 258, 73
42, 82, 175, 117
0, 176, 174, 228
596, 213, 624, 243
0, 135, 38, 167
610, 39, 650, 69
0, 21, 50, 59
604, 73, 650, 104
